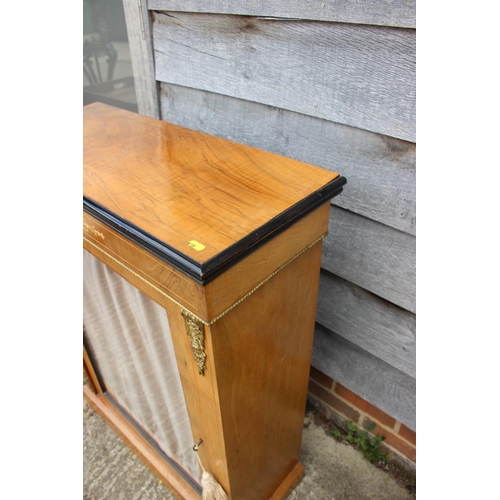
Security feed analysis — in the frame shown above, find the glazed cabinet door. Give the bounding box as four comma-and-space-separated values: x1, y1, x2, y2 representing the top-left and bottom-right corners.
83, 249, 200, 486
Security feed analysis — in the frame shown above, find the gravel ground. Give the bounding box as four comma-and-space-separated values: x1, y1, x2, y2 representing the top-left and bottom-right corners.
83, 398, 415, 500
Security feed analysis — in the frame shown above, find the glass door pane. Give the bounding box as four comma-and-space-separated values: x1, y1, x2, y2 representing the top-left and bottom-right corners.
83, 249, 200, 482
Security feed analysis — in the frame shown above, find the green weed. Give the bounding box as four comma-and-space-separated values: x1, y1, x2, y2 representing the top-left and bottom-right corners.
331, 420, 387, 464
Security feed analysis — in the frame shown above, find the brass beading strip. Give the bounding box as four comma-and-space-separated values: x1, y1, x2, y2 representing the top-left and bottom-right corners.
206, 234, 326, 325
83, 233, 326, 326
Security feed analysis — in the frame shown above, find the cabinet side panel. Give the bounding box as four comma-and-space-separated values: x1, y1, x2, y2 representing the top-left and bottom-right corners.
209, 243, 323, 500
164, 301, 231, 494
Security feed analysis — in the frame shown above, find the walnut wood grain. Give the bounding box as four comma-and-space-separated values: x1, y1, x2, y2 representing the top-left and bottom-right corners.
204, 203, 329, 320
84, 103, 341, 276
164, 301, 230, 491
84, 211, 207, 316
206, 243, 323, 499
268, 463, 305, 500
162, 243, 323, 499
84, 204, 328, 324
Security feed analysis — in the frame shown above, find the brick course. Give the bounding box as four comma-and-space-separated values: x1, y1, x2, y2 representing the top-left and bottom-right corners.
361, 417, 416, 462
334, 383, 396, 429
309, 366, 334, 390
308, 380, 360, 423
307, 367, 416, 467
398, 423, 416, 445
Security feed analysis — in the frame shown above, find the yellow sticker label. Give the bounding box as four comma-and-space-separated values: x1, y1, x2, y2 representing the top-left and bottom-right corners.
188, 240, 206, 251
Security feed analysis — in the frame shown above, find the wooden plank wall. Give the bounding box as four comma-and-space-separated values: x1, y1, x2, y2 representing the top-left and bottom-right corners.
122, 0, 159, 117
136, 0, 416, 430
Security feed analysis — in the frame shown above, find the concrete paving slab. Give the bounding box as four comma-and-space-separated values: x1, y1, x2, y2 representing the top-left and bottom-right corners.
83, 399, 414, 500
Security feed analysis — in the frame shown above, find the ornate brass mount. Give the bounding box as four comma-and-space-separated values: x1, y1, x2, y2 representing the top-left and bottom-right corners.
181, 309, 207, 376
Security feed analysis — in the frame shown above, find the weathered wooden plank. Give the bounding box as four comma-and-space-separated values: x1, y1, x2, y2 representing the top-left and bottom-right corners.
316, 270, 415, 377
153, 13, 415, 142
160, 83, 416, 235
148, 0, 416, 29
324, 206, 416, 313
123, 0, 159, 118
312, 323, 415, 431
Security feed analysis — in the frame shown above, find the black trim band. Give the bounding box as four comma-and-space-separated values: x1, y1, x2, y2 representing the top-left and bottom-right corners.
83, 175, 346, 284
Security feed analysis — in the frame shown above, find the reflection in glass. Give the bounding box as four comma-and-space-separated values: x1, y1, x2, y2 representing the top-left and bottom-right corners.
83, 0, 138, 111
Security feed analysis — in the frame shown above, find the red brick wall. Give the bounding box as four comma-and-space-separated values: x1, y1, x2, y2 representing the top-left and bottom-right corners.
308, 366, 416, 467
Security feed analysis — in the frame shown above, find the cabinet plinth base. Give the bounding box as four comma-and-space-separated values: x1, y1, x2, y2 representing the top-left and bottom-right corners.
84, 385, 305, 500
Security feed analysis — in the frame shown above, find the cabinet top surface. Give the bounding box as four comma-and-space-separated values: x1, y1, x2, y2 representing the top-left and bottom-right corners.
83, 103, 343, 281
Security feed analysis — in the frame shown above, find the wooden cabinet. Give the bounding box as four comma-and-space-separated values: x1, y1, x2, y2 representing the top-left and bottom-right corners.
83, 102, 346, 500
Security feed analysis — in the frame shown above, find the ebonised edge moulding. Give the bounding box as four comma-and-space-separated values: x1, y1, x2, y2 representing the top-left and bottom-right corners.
83, 102, 346, 500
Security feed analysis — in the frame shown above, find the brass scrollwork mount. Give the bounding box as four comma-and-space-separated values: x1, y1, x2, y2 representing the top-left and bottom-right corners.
181, 309, 207, 376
